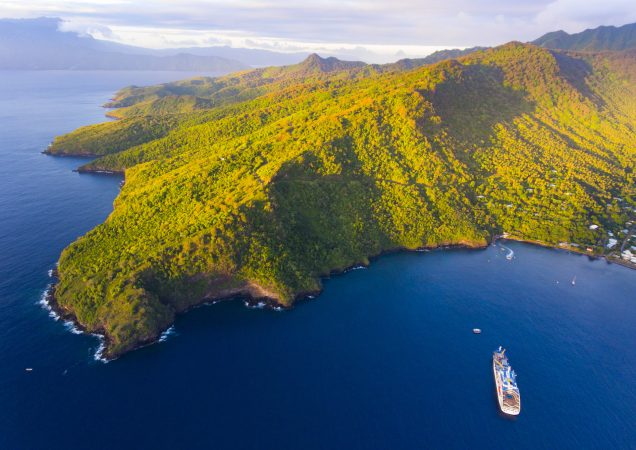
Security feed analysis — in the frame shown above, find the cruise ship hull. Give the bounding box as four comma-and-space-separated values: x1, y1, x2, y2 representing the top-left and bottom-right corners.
493, 349, 521, 415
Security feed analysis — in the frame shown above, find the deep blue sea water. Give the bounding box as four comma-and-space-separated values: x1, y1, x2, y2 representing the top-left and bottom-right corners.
0, 71, 635, 450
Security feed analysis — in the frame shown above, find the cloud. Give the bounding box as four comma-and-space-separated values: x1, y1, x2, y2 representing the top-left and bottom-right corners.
59, 19, 115, 39
0, 0, 634, 61
535, 0, 636, 32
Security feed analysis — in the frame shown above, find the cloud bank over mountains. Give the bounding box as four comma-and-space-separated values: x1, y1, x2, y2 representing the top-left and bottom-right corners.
1, 0, 635, 62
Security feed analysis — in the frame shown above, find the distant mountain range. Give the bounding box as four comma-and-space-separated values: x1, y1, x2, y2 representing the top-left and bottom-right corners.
0, 17, 307, 71
414, 23, 636, 64
7, 16, 636, 74
415, 23, 636, 63
533, 22, 636, 51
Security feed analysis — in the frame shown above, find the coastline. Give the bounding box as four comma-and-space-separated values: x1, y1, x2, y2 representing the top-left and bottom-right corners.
44, 239, 488, 362
497, 234, 636, 271
44, 233, 634, 361
40, 269, 111, 362
41, 145, 126, 176
75, 167, 124, 175
42, 148, 125, 177
43, 267, 291, 361
42, 150, 125, 176
42, 149, 97, 157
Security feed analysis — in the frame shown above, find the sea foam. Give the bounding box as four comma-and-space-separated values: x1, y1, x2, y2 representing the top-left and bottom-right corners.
345, 265, 367, 273
159, 326, 177, 342
244, 300, 266, 309
64, 320, 83, 335
38, 284, 60, 321
92, 336, 108, 363
39, 271, 108, 362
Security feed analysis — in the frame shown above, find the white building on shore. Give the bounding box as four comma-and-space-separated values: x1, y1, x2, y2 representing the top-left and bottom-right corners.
621, 249, 636, 264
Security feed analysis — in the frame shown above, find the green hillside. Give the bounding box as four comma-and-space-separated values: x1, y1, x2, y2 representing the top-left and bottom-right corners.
49, 44, 636, 358
534, 22, 636, 51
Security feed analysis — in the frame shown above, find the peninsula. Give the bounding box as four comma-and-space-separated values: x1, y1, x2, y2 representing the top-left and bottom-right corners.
46, 40, 636, 359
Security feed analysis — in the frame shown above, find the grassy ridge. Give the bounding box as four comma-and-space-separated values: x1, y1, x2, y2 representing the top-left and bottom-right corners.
50, 44, 636, 358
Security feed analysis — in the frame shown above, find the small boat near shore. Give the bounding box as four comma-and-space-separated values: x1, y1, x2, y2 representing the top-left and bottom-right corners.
499, 244, 514, 260
493, 346, 521, 415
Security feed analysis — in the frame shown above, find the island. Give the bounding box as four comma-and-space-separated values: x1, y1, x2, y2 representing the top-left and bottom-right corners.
45, 42, 636, 359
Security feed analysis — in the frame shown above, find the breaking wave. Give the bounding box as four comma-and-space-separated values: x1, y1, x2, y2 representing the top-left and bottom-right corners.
244, 300, 266, 309
39, 271, 108, 363
64, 321, 83, 335
159, 326, 177, 342
345, 265, 367, 273
92, 335, 108, 363
38, 284, 60, 321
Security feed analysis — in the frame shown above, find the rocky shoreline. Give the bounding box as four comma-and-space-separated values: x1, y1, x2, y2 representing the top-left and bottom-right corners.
42, 149, 97, 157
42, 148, 125, 175
41, 269, 111, 361
44, 233, 634, 361
46, 237, 490, 361
44, 238, 488, 361
75, 167, 123, 175
44, 268, 292, 361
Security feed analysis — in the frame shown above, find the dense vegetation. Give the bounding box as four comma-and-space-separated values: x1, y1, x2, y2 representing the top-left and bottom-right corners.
49, 44, 636, 358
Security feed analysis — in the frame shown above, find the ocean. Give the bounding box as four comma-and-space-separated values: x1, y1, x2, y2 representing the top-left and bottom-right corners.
0, 71, 635, 450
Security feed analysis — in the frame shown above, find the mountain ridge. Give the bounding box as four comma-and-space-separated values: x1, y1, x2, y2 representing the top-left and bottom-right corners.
0, 17, 318, 70
46, 41, 636, 359
533, 22, 636, 51
0, 17, 248, 72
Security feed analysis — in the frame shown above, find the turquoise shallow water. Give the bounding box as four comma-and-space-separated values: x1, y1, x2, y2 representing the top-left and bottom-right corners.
0, 71, 635, 450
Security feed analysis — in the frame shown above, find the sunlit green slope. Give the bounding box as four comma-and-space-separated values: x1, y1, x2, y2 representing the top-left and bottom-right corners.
50, 45, 636, 358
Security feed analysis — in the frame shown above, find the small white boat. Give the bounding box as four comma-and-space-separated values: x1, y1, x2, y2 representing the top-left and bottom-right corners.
571, 276, 576, 286
25, 368, 33, 372
473, 328, 482, 334
500, 244, 514, 260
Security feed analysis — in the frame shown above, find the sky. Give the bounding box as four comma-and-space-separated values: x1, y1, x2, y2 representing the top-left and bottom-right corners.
1, 0, 635, 62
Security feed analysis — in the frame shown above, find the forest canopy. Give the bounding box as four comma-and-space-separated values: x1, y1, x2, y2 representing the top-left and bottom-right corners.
48, 45, 636, 358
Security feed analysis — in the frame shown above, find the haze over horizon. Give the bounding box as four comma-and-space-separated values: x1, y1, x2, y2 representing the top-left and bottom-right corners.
1, 0, 635, 63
